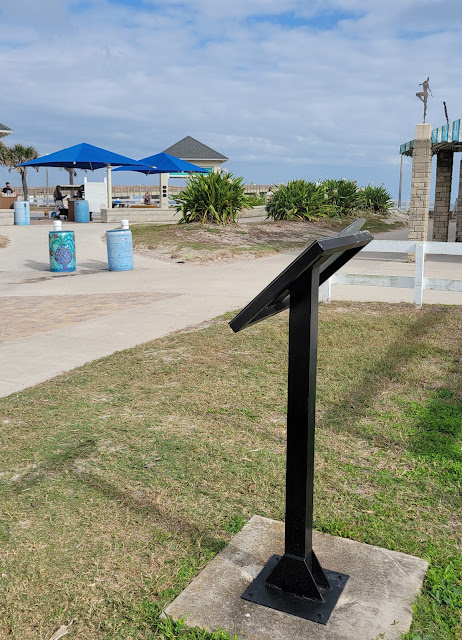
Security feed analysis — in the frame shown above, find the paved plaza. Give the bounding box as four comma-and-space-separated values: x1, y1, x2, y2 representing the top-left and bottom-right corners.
0, 219, 461, 397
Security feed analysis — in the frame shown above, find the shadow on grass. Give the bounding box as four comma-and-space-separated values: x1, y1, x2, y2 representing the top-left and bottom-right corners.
77, 470, 223, 549
320, 306, 453, 445
13, 437, 97, 491
11, 437, 225, 555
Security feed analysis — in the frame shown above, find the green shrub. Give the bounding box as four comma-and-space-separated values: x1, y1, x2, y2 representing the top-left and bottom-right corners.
265, 179, 330, 221
246, 193, 266, 206
322, 178, 361, 216
360, 184, 394, 213
176, 172, 251, 224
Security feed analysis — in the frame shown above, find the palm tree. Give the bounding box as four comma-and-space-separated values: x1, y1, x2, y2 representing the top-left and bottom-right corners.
0, 143, 39, 200
0, 141, 8, 166
64, 167, 77, 197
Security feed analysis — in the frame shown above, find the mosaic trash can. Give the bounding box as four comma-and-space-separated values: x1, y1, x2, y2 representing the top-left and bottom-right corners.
14, 201, 30, 225
106, 228, 133, 271
75, 199, 90, 223
49, 230, 76, 272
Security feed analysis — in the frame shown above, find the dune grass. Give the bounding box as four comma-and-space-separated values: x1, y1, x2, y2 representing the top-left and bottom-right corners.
0, 302, 460, 639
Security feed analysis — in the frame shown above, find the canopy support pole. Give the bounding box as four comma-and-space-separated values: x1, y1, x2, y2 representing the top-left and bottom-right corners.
107, 166, 112, 210
46, 168, 49, 208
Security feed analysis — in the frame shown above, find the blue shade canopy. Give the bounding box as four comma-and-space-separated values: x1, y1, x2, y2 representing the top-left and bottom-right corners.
17, 143, 151, 170
113, 152, 208, 175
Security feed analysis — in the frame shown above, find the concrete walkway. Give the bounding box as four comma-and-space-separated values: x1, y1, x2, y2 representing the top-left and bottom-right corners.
0, 219, 461, 397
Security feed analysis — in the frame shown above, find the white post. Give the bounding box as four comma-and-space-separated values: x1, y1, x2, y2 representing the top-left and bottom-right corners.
321, 277, 332, 304
107, 166, 112, 210
159, 172, 169, 208
414, 242, 425, 309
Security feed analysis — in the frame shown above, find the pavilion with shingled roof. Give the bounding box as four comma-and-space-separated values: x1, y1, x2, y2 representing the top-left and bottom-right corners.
163, 136, 228, 174
155, 136, 228, 209
0, 123, 13, 139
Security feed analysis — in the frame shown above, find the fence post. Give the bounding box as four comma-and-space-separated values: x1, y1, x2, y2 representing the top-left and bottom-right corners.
321, 277, 332, 304
414, 242, 425, 309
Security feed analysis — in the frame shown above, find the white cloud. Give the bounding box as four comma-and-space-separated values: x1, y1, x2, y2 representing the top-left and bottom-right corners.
0, 0, 461, 196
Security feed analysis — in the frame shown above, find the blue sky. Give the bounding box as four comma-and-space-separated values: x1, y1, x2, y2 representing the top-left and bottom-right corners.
1, 0, 462, 200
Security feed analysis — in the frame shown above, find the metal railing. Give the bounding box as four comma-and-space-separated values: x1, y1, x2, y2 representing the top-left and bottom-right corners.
22, 184, 273, 199
321, 240, 462, 308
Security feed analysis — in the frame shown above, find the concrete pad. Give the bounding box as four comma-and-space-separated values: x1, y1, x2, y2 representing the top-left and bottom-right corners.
164, 515, 428, 640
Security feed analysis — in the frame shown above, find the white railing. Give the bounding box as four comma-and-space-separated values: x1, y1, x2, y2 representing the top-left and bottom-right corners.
321, 240, 462, 309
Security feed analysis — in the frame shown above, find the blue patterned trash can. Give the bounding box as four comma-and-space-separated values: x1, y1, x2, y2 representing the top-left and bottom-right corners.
74, 199, 90, 223
14, 201, 30, 225
106, 229, 133, 271
49, 230, 76, 272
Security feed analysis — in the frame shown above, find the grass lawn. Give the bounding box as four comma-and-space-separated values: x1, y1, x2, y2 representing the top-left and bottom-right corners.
130, 211, 406, 263
0, 235, 10, 249
1, 302, 460, 640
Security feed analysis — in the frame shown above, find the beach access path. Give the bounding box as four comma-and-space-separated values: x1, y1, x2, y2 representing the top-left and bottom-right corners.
0, 219, 461, 398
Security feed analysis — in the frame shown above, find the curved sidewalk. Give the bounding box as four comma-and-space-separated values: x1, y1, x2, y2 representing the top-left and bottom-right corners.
0, 220, 461, 397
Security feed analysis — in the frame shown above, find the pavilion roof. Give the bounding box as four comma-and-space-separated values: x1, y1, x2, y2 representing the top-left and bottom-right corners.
400, 118, 462, 156
163, 136, 228, 162
0, 123, 13, 138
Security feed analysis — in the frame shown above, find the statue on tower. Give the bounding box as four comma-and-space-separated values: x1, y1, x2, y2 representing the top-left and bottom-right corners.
416, 77, 432, 122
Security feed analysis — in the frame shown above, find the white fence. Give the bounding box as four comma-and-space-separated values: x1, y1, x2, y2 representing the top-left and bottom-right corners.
321, 240, 462, 309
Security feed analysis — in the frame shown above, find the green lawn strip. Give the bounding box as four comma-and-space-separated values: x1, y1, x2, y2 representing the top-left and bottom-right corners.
0, 302, 460, 639
0, 235, 10, 249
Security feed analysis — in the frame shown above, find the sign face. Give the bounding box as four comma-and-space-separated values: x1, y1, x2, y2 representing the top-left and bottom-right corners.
230, 232, 373, 333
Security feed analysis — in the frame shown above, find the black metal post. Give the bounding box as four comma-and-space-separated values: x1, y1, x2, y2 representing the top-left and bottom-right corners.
265, 266, 330, 597
241, 267, 349, 623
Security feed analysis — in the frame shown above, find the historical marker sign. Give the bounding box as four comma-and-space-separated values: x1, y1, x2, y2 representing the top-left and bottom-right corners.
229, 229, 373, 624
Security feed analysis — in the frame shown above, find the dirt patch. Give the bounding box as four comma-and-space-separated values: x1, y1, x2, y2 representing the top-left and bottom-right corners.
132, 211, 408, 264
0, 235, 10, 249
132, 219, 350, 264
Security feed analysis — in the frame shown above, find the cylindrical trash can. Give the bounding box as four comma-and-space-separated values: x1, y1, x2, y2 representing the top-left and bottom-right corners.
14, 201, 30, 225
49, 230, 76, 272
74, 200, 90, 223
106, 229, 133, 271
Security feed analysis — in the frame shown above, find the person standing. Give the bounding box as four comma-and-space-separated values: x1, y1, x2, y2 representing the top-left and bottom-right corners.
2, 182, 13, 194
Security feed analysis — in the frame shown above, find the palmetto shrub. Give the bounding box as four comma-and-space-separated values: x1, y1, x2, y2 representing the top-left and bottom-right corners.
266, 180, 330, 221
266, 178, 394, 221
322, 178, 362, 216
246, 193, 266, 206
176, 172, 251, 224
361, 184, 394, 213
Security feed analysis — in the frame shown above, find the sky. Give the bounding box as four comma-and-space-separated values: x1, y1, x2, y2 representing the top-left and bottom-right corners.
1, 0, 462, 200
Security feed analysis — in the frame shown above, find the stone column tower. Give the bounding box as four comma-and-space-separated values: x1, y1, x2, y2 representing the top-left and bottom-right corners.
432, 150, 454, 241
456, 159, 462, 242
408, 123, 433, 241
